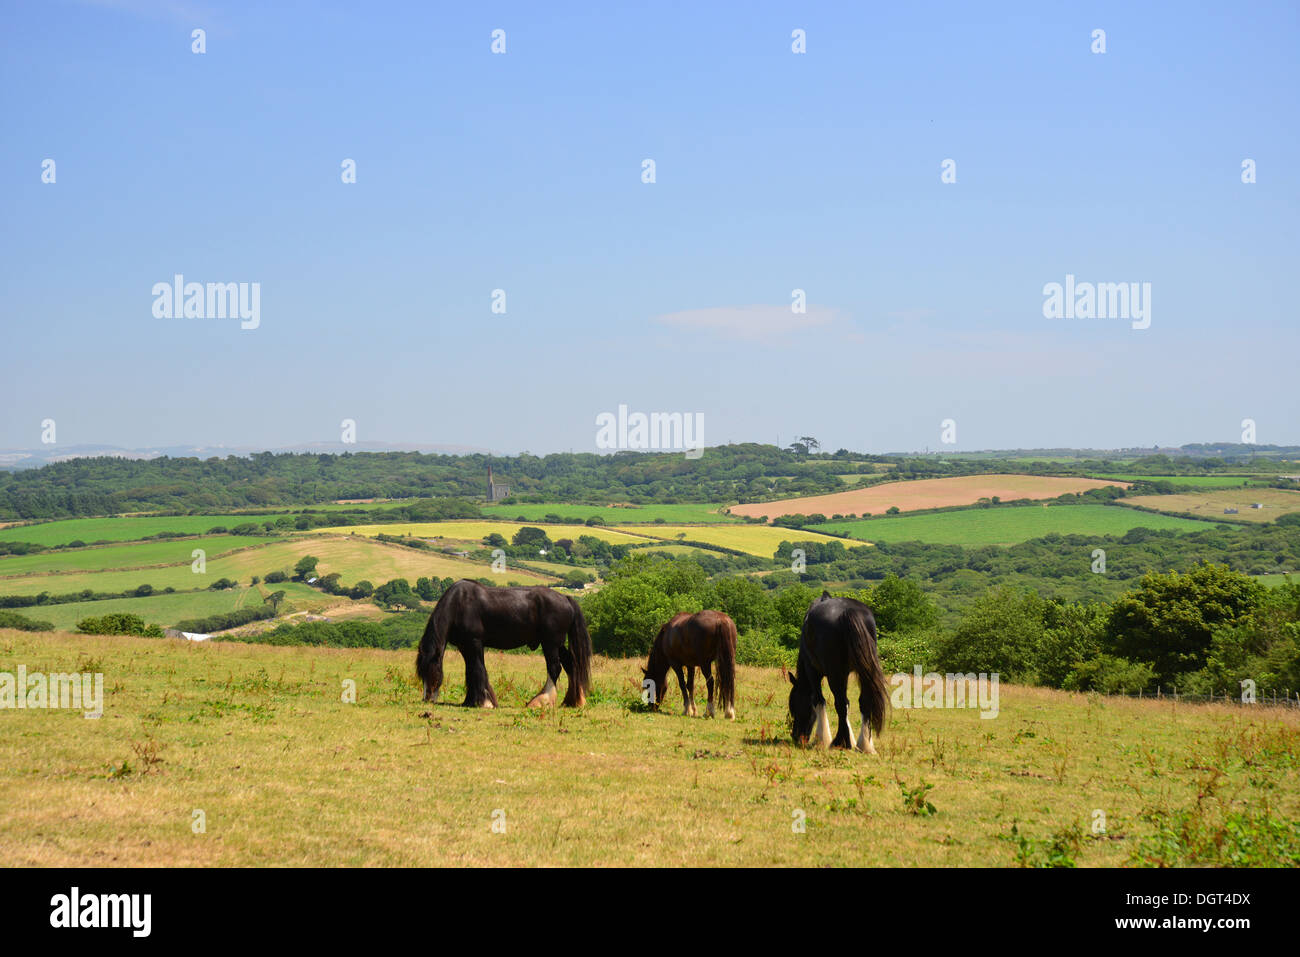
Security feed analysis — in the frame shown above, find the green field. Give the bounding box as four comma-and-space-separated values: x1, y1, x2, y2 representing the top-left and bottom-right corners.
3, 628, 1295, 866
1254, 573, 1298, 588
1087, 474, 1259, 488
0, 535, 555, 598
482, 502, 738, 524
810, 505, 1210, 546
0, 515, 296, 547
0, 536, 278, 578
12, 585, 290, 631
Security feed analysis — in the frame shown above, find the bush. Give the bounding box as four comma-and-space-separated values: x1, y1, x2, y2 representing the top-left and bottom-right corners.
264, 570, 288, 584
175, 605, 276, 633
0, 609, 54, 631
736, 629, 796, 667
1107, 562, 1264, 684
76, 613, 163, 637
1062, 654, 1155, 694
936, 586, 1045, 682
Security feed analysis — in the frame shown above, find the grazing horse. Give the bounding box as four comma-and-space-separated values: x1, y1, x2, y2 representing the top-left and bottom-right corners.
642, 610, 737, 719
415, 580, 592, 708
787, 592, 888, 753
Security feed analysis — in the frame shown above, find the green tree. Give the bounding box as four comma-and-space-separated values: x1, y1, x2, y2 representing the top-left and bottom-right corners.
1107, 562, 1265, 684
937, 586, 1046, 682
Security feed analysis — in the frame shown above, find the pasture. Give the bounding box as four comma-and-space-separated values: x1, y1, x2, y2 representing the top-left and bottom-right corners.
314, 521, 650, 546
15, 586, 286, 632
1119, 488, 1300, 524
728, 475, 1129, 522
0, 535, 278, 578
0, 535, 556, 599
810, 504, 1208, 546
614, 524, 863, 557
2, 628, 1296, 866
482, 503, 738, 524
1086, 474, 1258, 488
0, 515, 294, 547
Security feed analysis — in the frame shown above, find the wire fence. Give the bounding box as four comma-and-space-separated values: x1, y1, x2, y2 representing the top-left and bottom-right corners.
1106, 686, 1300, 709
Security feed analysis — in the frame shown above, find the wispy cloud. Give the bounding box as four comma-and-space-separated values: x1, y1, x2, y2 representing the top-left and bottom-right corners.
72, 0, 217, 28
653, 304, 847, 342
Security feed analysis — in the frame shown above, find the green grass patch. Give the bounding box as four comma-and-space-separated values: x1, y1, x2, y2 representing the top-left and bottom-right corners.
0, 516, 295, 547
811, 505, 1208, 546
0, 536, 278, 577
482, 503, 738, 524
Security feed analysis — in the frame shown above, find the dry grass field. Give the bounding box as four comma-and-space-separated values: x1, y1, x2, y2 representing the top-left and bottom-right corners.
1119, 488, 1300, 523
729, 475, 1129, 521
3, 629, 1296, 867
314, 522, 650, 546
615, 524, 863, 557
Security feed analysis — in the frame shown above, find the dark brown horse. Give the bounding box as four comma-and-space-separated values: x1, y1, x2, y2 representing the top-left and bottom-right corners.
415, 580, 592, 708
642, 610, 737, 719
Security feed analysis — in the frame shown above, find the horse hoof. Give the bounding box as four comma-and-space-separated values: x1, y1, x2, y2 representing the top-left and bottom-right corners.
527, 693, 556, 708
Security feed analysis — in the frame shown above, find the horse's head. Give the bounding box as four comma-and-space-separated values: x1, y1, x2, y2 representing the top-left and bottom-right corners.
642, 627, 671, 709
787, 670, 814, 743
415, 642, 442, 703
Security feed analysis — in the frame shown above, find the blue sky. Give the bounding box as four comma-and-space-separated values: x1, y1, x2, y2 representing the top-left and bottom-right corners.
2, 0, 1297, 455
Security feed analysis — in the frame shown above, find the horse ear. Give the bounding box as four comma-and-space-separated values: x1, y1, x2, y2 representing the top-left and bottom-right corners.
821, 590, 831, 599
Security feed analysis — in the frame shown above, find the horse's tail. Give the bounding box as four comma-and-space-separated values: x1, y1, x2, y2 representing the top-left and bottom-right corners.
415, 602, 447, 702
563, 597, 593, 706
716, 616, 737, 719
847, 607, 888, 738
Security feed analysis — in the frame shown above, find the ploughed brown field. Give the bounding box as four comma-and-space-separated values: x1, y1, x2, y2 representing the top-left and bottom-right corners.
729, 474, 1130, 522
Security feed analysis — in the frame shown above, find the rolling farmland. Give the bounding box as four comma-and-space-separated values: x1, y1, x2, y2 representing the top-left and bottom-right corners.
1119, 488, 1300, 523
0, 536, 556, 598
0, 515, 296, 547
482, 502, 738, 524
615, 523, 865, 557
728, 474, 1129, 522
0, 535, 277, 578
315, 521, 652, 546
811, 504, 1211, 546
1086, 474, 1259, 488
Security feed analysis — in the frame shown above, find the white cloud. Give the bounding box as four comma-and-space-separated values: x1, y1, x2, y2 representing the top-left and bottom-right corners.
653, 304, 845, 342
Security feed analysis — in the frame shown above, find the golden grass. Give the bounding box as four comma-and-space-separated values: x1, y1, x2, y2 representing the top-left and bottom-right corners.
1120, 488, 1300, 524
312, 522, 649, 546
2, 628, 1296, 867
729, 474, 1130, 521
615, 524, 861, 557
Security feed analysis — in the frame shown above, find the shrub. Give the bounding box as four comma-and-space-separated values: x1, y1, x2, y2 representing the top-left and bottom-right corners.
0, 610, 54, 631
76, 613, 163, 637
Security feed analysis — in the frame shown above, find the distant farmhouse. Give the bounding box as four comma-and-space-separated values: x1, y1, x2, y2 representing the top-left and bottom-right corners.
487, 464, 510, 502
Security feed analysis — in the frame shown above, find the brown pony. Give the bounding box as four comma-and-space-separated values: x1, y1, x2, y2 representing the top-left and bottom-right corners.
642, 610, 737, 719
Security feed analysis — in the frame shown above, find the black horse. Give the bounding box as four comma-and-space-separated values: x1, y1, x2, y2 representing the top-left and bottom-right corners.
415, 580, 592, 708
788, 592, 889, 753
